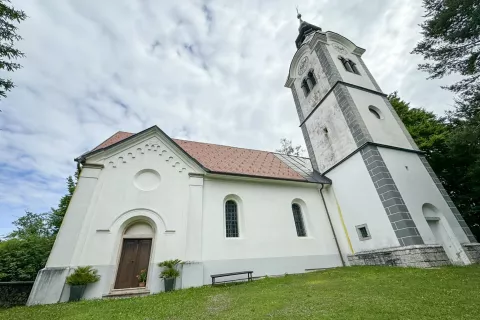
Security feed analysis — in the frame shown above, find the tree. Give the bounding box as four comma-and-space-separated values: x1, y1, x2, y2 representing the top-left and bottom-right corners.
0, 236, 54, 281
0, 170, 79, 281
49, 170, 79, 234
0, 212, 54, 281
411, 0, 480, 239
276, 138, 305, 156
412, 0, 480, 99
443, 97, 480, 239
7, 211, 52, 239
0, 0, 27, 99
447, 92, 480, 123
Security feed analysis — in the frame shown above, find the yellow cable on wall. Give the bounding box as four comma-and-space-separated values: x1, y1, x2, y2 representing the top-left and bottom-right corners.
333, 189, 354, 254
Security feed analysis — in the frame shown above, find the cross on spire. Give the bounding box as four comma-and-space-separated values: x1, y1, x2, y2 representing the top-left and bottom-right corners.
296, 6, 303, 22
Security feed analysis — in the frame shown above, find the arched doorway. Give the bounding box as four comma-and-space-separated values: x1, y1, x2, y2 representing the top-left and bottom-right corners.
114, 222, 154, 289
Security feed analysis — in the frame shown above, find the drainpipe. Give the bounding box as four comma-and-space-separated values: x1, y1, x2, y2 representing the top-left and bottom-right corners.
319, 184, 345, 266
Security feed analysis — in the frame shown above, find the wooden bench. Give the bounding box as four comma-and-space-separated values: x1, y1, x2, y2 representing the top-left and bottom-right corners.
210, 271, 253, 285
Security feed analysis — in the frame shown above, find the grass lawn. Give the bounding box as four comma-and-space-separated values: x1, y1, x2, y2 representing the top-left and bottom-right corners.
1, 265, 479, 319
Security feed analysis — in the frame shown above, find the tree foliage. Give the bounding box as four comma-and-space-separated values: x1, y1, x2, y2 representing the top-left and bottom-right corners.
389, 93, 480, 240
411, 0, 480, 240
412, 0, 480, 98
0, 212, 54, 281
0, 236, 54, 281
443, 95, 480, 239
276, 138, 305, 156
0, 172, 79, 281
7, 212, 53, 239
49, 168, 79, 234
0, 0, 27, 99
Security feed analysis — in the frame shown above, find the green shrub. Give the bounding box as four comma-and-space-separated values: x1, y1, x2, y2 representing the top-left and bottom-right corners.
0, 236, 54, 282
160, 268, 180, 279
65, 266, 100, 286
158, 259, 182, 269
158, 259, 182, 279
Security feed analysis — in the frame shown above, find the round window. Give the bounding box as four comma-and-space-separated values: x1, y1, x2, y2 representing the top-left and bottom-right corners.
134, 169, 161, 191
368, 106, 383, 119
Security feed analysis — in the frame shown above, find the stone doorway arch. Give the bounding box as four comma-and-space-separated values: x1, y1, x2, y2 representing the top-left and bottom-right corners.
114, 221, 155, 289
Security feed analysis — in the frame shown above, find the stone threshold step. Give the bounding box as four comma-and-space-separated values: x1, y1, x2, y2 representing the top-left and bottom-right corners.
103, 288, 150, 299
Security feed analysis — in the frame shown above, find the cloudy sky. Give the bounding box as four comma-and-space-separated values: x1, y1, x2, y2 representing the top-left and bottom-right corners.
0, 0, 459, 235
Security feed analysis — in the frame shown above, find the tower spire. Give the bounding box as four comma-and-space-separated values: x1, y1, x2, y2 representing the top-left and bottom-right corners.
294, 11, 322, 49
296, 6, 303, 23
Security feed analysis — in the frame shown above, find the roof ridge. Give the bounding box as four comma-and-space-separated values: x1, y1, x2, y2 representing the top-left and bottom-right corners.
92, 131, 134, 151
93, 130, 310, 160
173, 138, 278, 155
83, 129, 327, 183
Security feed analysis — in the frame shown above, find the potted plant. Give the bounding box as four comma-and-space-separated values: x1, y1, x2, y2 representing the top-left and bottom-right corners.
65, 266, 100, 302
136, 269, 148, 287
158, 259, 182, 292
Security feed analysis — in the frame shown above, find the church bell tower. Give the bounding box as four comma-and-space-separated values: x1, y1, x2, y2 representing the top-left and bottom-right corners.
285, 13, 478, 266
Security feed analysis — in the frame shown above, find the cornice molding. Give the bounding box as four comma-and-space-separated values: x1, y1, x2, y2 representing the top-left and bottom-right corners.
81, 163, 104, 169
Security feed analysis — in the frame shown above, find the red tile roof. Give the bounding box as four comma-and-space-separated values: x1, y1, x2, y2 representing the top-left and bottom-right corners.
90, 131, 306, 181
93, 131, 134, 151
174, 139, 305, 181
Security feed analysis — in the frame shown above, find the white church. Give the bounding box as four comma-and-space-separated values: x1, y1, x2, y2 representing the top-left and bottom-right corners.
28, 16, 479, 304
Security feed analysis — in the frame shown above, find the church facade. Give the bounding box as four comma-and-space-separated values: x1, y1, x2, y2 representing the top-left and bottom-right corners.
28, 17, 480, 305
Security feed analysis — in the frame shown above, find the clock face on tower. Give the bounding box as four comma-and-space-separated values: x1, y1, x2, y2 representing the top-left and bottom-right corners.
298, 56, 309, 76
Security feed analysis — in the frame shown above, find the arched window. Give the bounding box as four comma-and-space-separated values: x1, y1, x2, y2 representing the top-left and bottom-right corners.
225, 200, 239, 238
301, 79, 310, 96
292, 204, 306, 237
368, 105, 383, 119
339, 56, 360, 75
350, 61, 360, 75
343, 60, 353, 73
342, 57, 353, 73
307, 70, 317, 88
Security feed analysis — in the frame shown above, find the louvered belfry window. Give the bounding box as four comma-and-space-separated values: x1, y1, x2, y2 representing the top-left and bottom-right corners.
307, 70, 317, 87
225, 200, 239, 238
292, 203, 307, 237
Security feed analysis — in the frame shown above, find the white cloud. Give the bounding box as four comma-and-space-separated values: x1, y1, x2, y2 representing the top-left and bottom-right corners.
0, 0, 459, 234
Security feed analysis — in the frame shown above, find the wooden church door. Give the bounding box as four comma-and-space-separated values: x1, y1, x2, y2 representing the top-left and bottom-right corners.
114, 239, 152, 289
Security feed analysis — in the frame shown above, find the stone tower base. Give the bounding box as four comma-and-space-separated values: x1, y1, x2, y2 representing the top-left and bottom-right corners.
347, 245, 451, 268
462, 243, 480, 263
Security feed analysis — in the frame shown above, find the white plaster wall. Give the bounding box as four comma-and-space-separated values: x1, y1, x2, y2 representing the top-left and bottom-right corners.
202, 177, 343, 282
76, 138, 193, 267
41, 132, 345, 302
44, 133, 202, 301
325, 40, 377, 91
125, 223, 154, 236
347, 87, 412, 149
320, 185, 356, 262
326, 153, 400, 251
379, 148, 469, 244
46, 166, 101, 267
305, 94, 357, 172
292, 49, 331, 119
